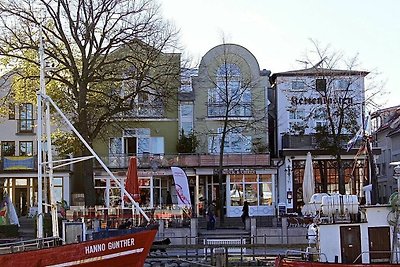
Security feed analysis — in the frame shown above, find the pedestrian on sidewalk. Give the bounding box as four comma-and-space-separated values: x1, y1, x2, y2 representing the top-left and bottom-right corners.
241, 201, 249, 229
206, 200, 216, 230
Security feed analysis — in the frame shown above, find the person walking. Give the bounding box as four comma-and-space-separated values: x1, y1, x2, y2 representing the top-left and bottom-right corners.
241, 201, 249, 229
206, 200, 216, 230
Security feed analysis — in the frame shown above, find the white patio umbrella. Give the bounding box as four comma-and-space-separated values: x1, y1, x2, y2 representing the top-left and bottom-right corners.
301, 152, 315, 215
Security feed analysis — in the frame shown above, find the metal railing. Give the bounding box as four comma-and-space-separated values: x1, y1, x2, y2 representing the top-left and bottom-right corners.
0, 237, 61, 254
147, 234, 307, 265
101, 152, 271, 169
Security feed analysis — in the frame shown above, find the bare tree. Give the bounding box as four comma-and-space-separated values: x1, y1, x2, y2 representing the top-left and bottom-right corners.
0, 0, 180, 205
198, 42, 269, 224
290, 39, 375, 195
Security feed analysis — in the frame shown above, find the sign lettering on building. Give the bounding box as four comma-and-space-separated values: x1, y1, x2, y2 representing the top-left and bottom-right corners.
291, 96, 353, 106
214, 168, 256, 175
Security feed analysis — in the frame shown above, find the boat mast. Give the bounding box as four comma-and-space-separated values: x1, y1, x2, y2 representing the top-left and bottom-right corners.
36, 24, 45, 239
37, 24, 59, 238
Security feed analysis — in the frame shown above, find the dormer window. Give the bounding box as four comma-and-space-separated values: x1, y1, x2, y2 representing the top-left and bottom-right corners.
316, 78, 326, 91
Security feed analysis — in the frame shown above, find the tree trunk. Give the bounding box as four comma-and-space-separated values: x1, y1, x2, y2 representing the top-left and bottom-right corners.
73, 148, 96, 207
337, 156, 346, 194
218, 151, 225, 226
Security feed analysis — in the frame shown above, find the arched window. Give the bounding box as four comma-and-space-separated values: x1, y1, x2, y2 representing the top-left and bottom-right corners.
216, 63, 241, 77
207, 63, 252, 117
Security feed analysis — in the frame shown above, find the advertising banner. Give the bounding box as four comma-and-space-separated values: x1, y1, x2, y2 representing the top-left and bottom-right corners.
171, 167, 191, 207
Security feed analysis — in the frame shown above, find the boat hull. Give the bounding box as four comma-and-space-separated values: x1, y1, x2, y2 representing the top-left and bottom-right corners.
0, 227, 157, 267
275, 256, 397, 267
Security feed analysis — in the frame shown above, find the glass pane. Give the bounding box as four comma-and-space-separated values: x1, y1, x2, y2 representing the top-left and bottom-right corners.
54, 187, 63, 203
15, 179, 27, 186
53, 177, 63, 186
230, 174, 243, 183
181, 122, 193, 134
137, 128, 150, 136
109, 138, 122, 154
19, 141, 33, 156
244, 184, 258, 205
181, 105, 193, 117
139, 178, 150, 186
259, 174, 272, 182
259, 183, 272, 206
229, 184, 243, 206
138, 137, 150, 153
140, 188, 151, 207
244, 174, 257, 182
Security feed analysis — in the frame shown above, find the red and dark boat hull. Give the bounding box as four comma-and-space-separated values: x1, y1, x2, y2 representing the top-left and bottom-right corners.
0, 227, 157, 267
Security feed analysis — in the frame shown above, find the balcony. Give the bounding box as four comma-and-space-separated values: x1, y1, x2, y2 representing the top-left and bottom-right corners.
0, 155, 71, 172
101, 153, 271, 169
281, 134, 378, 151
1, 156, 36, 171
282, 135, 317, 149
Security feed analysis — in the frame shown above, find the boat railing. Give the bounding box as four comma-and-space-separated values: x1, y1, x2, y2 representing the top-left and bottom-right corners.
284, 249, 328, 262
0, 237, 61, 254
352, 250, 394, 264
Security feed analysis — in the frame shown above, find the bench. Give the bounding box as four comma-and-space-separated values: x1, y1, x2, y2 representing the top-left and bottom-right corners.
203, 238, 246, 254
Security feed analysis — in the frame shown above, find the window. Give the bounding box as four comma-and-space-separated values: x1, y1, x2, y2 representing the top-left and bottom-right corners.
207, 63, 252, 117
316, 78, 326, 91
180, 104, 193, 134
289, 109, 305, 120
19, 141, 33, 156
292, 80, 305, 91
314, 108, 327, 129
136, 91, 163, 117
217, 63, 241, 77
19, 103, 34, 133
315, 121, 327, 128
123, 89, 163, 118
259, 174, 273, 206
150, 137, 164, 154
208, 128, 251, 154
53, 177, 64, 203
335, 79, 350, 90
228, 174, 273, 207
115, 128, 164, 155
109, 138, 122, 154
180, 69, 197, 92
1, 141, 15, 156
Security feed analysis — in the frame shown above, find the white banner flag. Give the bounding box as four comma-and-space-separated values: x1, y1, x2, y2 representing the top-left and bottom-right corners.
171, 167, 191, 206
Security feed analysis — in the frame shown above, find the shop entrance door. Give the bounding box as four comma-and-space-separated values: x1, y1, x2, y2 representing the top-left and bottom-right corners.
15, 188, 28, 217
207, 175, 225, 218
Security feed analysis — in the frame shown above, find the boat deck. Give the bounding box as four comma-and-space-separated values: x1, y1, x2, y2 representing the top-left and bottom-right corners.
0, 237, 61, 255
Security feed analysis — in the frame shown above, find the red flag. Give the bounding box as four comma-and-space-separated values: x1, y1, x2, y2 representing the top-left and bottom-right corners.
125, 157, 141, 202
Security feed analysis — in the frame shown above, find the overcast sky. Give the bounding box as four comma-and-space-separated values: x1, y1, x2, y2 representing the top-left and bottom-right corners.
161, 0, 399, 109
